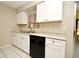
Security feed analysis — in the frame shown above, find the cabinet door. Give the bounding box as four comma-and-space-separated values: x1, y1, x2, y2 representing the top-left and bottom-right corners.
47, 1, 62, 21
17, 11, 28, 24
13, 34, 22, 47
37, 2, 48, 22
17, 13, 22, 24
37, 1, 62, 22
19, 35, 30, 54
11, 33, 30, 54
11, 33, 17, 44
21, 12, 28, 24
16, 34, 30, 54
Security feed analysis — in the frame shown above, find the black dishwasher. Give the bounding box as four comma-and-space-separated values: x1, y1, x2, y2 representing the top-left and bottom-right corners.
30, 35, 45, 58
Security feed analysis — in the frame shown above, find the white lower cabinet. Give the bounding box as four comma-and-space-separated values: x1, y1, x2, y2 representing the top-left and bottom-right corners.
11, 32, 17, 46
45, 38, 65, 58
17, 34, 29, 54
12, 33, 30, 54
12, 33, 66, 58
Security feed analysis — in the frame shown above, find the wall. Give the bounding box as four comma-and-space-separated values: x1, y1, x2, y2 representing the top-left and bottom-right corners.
0, 3, 20, 46
62, 1, 75, 57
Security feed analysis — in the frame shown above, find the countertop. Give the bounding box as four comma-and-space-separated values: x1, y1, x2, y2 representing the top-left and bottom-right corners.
30, 33, 66, 41
12, 31, 67, 41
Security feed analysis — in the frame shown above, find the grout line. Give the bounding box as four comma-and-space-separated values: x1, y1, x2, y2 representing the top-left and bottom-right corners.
11, 44, 29, 58
12, 51, 22, 58
0, 45, 21, 58
0, 44, 31, 58
11, 44, 31, 58
0, 44, 11, 49
0, 49, 7, 58
10, 46, 22, 58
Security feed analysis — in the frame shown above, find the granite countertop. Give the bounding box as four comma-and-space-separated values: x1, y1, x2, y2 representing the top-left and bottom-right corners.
12, 31, 67, 41
30, 32, 66, 41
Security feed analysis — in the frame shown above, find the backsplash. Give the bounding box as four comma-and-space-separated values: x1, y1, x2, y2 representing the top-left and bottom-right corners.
20, 21, 65, 34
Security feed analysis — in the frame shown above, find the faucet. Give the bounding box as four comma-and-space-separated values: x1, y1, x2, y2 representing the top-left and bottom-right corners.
30, 27, 35, 33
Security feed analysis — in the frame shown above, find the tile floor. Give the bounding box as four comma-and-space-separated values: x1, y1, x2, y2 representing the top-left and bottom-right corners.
0, 44, 31, 58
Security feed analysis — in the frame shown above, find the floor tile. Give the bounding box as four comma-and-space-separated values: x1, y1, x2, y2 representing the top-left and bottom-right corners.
10, 45, 31, 58
6, 52, 21, 58
0, 49, 6, 58
0, 44, 31, 58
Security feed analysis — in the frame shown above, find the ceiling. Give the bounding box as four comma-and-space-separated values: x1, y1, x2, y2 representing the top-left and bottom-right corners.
0, 1, 28, 9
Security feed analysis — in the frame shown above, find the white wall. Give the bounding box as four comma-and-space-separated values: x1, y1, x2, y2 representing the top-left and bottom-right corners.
62, 1, 75, 57
0, 3, 20, 46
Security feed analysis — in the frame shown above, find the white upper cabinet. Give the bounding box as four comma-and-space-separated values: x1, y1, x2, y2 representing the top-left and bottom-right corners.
36, 1, 63, 22
17, 11, 28, 24
37, 2, 48, 22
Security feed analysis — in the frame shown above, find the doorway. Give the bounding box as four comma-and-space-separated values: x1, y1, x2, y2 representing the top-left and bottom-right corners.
74, 2, 79, 58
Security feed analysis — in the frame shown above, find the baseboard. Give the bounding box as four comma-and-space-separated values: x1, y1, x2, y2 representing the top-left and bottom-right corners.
0, 43, 11, 49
